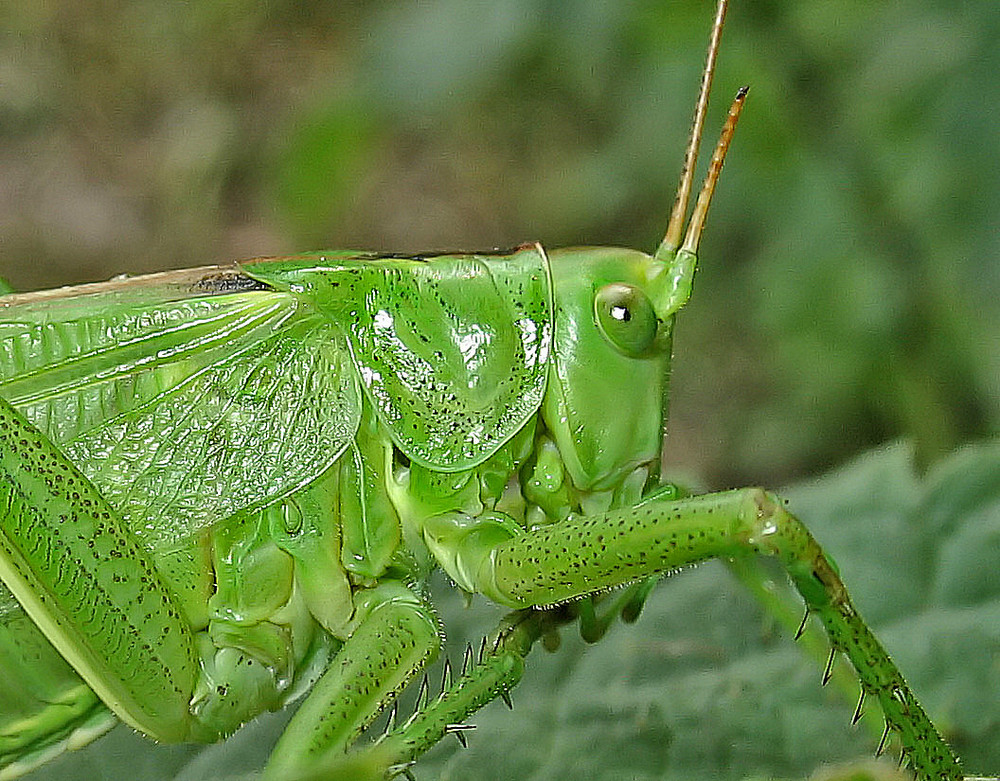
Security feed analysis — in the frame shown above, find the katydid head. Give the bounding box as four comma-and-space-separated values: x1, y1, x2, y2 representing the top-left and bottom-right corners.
540, 1, 746, 494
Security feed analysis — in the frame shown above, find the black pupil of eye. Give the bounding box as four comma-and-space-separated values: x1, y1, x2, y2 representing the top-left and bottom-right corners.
610, 304, 631, 322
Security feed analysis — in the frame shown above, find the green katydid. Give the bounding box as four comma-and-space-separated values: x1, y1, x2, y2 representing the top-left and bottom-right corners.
0, 1, 972, 779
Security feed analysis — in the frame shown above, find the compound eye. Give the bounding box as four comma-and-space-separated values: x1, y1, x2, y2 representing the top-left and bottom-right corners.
594, 283, 658, 357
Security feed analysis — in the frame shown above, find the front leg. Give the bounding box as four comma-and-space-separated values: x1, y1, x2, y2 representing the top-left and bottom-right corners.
456, 488, 963, 781
262, 583, 440, 781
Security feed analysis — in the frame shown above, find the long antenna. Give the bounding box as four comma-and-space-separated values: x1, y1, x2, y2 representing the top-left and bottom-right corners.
659, 0, 729, 256
681, 85, 748, 255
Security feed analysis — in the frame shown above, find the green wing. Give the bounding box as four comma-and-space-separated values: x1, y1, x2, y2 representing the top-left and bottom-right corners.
242, 244, 552, 472
0, 269, 361, 549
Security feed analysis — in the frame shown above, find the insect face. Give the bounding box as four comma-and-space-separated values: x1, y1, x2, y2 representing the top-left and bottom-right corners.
541, 247, 673, 493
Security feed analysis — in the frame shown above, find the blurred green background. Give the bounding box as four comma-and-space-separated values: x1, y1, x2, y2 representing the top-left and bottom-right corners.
1, 0, 998, 488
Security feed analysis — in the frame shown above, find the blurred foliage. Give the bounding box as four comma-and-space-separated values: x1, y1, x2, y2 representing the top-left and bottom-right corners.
0, 0, 997, 487
20, 441, 1000, 780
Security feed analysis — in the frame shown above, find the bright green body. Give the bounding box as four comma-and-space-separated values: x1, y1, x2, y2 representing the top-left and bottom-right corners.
0, 243, 965, 780
0, 247, 539, 762
0, 243, 672, 776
